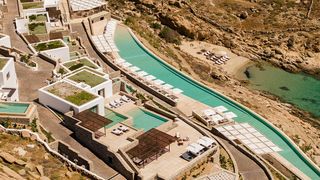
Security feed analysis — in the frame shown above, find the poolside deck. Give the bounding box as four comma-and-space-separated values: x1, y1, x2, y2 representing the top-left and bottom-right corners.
138, 120, 213, 179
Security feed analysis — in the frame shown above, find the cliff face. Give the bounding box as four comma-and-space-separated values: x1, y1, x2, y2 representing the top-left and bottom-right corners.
109, 0, 320, 76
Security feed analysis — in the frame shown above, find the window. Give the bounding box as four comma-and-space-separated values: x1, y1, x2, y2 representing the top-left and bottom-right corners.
6, 72, 10, 80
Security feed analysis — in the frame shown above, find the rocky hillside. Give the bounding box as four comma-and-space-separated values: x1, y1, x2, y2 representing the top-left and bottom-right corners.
109, 0, 320, 76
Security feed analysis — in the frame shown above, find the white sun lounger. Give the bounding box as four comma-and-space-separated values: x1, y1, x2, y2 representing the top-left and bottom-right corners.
118, 125, 129, 132
121, 95, 131, 102
112, 129, 123, 135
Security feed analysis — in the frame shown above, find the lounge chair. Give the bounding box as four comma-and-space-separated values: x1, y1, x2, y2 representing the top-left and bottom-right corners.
112, 129, 123, 135
118, 125, 129, 132
114, 99, 123, 105
121, 95, 131, 102
109, 101, 118, 108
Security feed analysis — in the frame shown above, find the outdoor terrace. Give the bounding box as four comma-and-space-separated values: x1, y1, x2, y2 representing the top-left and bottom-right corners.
28, 22, 47, 35
67, 70, 106, 87
0, 58, 8, 70
28, 13, 48, 22
45, 81, 97, 106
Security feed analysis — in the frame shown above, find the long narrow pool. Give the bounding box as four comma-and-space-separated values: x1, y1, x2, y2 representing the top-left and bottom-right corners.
114, 25, 320, 179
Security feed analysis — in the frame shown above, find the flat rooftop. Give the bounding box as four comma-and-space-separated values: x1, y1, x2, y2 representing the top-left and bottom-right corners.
21, 1, 44, 9
67, 70, 106, 87
45, 81, 97, 106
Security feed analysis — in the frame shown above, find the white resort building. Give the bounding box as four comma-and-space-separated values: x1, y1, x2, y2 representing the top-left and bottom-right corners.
0, 57, 19, 101
0, 33, 11, 48
38, 67, 113, 116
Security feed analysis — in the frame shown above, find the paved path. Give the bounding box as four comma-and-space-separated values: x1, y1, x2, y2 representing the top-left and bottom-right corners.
2, 0, 30, 53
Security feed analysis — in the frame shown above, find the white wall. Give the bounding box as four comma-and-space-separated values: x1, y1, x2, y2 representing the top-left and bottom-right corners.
0, 35, 11, 48
43, 46, 70, 62
23, 8, 46, 17
91, 79, 113, 98
0, 58, 18, 89
38, 88, 105, 116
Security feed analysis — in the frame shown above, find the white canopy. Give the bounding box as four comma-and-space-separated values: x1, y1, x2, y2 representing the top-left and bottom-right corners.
121, 62, 132, 68
210, 114, 224, 123
129, 66, 140, 72
213, 105, 228, 113
162, 84, 173, 90
144, 75, 156, 81
136, 71, 148, 77
153, 79, 165, 86
197, 139, 212, 148
190, 143, 204, 151
202, 109, 216, 117
172, 88, 183, 95
186, 145, 200, 156
201, 136, 216, 145
223, 112, 237, 119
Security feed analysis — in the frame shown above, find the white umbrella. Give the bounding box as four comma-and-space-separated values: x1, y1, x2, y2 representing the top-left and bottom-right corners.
121, 62, 132, 68
162, 84, 173, 90
144, 75, 156, 81
136, 71, 148, 77
129, 66, 140, 72
223, 112, 237, 119
172, 88, 183, 95
213, 105, 228, 113
153, 79, 165, 86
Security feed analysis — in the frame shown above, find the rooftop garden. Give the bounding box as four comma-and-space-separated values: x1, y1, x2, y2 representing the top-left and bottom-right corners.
28, 22, 47, 35
0, 58, 8, 70
63, 58, 98, 71
68, 70, 105, 87
29, 14, 47, 22
47, 82, 97, 106
33, 40, 65, 51
22, 1, 44, 9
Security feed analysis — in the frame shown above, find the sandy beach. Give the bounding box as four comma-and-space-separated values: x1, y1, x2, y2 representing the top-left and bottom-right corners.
180, 41, 251, 76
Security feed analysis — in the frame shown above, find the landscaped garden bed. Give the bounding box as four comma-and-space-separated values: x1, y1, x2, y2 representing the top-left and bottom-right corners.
22, 1, 44, 9
68, 70, 105, 87
28, 22, 47, 35
33, 40, 65, 51
47, 82, 97, 106
63, 58, 98, 71
29, 14, 47, 22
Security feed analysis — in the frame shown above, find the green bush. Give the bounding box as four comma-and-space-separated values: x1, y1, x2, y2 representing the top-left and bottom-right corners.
69, 63, 84, 71
150, 22, 161, 29
159, 26, 181, 45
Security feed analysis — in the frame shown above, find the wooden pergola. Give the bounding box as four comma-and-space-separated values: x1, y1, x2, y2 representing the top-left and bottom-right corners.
73, 110, 112, 138
127, 128, 177, 167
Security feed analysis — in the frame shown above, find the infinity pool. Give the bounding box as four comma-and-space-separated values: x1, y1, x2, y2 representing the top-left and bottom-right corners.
127, 108, 167, 131
114, 25, 320, 179
104, 109, 128, 128
0, 103, 29, 114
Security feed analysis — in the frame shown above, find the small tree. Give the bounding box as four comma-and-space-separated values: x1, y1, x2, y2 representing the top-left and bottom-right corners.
159, 26, 181, 45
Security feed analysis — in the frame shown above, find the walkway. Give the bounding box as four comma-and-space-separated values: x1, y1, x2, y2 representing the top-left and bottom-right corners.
1, 0, 30, 53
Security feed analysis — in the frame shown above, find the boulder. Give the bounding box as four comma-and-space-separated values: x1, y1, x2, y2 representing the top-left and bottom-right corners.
2, 165, 25, 180
13, 147, 27, 157
18, 169, 26, 176
27, 171, 40, 179
65, 171, 73, 178
36, 165, 44, 176
15, 159, 27, 166
25, 163, 35, 171
0, 152, 16, 164
239, 11, 248, 19
40, 176, 50, 180
30, 134, 37, 141
21, 131, 30, 138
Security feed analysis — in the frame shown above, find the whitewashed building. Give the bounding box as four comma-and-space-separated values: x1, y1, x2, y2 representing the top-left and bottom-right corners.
0, 57, 19, 101
30, 39, 70, 62
0, 34, 11, 48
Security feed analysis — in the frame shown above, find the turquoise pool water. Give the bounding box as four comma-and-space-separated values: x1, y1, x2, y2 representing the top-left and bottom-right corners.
127, 108, 167, 131
104, 109, 128, 128
114, 26, 320, 178
242, 64, 320, 118
0, 103, 29, 113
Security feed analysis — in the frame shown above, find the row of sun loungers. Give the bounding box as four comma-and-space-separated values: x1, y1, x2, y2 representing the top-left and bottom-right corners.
202, 106, 237, 125
203, 51, 230, 65
91, 20, 118, 53
181, 136, 216, 161
70, 0, 105, 11
116, 58, 184, 102
112, 125, 130, 135
109, 95, 131, 108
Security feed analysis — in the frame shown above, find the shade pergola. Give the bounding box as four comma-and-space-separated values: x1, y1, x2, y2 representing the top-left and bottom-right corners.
136, 71, 148, 77
129, 66, 140, 72
127, 128, 177, 167
213, 105, 228, 113
172, 88, 183, 95
121, 62, 132, 68
162, 84, 173, 90
73, 110, 112, 138
223, 112, 237, 119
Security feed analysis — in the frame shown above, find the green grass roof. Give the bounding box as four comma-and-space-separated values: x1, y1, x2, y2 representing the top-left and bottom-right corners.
65, 91, 96, 106
63, 58, 98, 71
68, 70, 106, 87
22, 2, 44, 9
28, 22, 47, 35
34, 40, 65, 51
